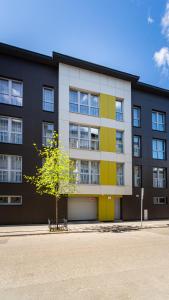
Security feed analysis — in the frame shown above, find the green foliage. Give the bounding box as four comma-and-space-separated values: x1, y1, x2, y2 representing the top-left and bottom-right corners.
24, 133, 76, 199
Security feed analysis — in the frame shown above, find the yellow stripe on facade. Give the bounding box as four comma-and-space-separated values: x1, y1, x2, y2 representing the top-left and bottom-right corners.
100, 93, 116, 119
100, 161, 116, 185
98, 195, 115, 221
100, 127, 116, 152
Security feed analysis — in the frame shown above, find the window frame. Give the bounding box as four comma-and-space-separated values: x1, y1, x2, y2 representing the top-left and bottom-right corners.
115, 99, 124, 122
42, 122, 54, 146
0, 115, 23, 144
153, 167, 166, 188
73, 160, 100, 184
133, 135, 141, 157
42, 86, 54, 112
0, 77, 23, 107
0, 195, 22, 205
69, 89, 99, 117
153, 196, 167, 205
116, 130, 124, 153
0, 155, 22, 183
69, 123, 100, 151
152, 138, 166, 160
152, 110, 165, 132
134, 165, 142, 187
133, 106, 141, 128
116, 163, 124, 186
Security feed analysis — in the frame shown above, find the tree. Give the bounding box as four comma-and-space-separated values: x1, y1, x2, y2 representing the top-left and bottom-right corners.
25, 133, 76, 229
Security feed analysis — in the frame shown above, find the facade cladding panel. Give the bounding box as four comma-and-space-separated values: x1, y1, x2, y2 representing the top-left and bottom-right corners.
0, 51, 67, 224
122, 87, 169, 220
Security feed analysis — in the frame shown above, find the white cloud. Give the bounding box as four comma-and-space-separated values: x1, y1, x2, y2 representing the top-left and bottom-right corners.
147, 16, 154, 24
154, 47, 169, 75
161, 1, 169, 39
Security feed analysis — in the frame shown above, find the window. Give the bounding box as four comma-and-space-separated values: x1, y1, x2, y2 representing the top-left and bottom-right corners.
73, 160, 99, 184
0, 78, 23, 106
133, 106, 141, 127
116, 131, 124, 153
134, 166, 141, 187
0, 195, 22, 205
153, 167, 166, 188
133, 135, 141, 157
0, 155, 22, 183
153, 197, 167, 205
0, 116, 22, 144
152, 139, 166, 160
152, 111, 165, 131
42, 122, 54, 146
43, 87, 54, 112
117, 163, 124, 185
69, 90, 99, 116
116, 99, 123, 121
69, 124, 99, 150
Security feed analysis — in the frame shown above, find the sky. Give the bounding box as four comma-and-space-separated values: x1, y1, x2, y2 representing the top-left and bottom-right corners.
0, 0, 169, 89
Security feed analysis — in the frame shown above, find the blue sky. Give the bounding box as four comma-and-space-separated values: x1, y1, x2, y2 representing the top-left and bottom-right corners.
0, 0, 169, 88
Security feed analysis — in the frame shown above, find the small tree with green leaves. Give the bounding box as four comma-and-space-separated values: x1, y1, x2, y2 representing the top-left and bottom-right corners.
25, 133, 76, 229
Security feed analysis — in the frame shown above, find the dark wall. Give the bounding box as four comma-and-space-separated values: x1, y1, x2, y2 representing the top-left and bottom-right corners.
122, 88, 169, 220
0, 54, 67, 224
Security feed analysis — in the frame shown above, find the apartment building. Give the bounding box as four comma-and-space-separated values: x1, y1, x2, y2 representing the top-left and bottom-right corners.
0, 43, 169, 224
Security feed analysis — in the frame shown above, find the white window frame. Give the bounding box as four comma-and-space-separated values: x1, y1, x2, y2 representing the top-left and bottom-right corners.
133, 135, 141, 157
116, 163, 124, 186
42, 122, 54, 146
134, 165, 141, 187
69, 123, 99, 150
152, 139, 166, 160
0, 195, 22, 205
74, 160, 100, 184
0, 155, 22, 183
0, 77, 23, 106
115, 99, 124, 121
133, 106, 141, 127
0, 116, 22, 144
42, 87, 54, 112
116, 130, 124, 153
153, 196, 167, 205
152, 111, 165, 132
69, 89, 99, 117
153, 167, 166, 188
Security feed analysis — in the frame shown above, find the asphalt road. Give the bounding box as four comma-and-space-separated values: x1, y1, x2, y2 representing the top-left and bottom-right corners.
0, 228, 169, 299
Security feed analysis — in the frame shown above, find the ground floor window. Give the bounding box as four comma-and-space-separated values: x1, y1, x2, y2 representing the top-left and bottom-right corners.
153, 196, 167, 205
0, 195, 22, 205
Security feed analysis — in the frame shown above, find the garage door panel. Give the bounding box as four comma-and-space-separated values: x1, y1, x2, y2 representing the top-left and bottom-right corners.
68, 197, 97, 221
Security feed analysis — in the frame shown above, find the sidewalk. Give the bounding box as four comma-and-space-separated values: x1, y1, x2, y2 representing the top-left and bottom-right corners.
0, 219, 169, 237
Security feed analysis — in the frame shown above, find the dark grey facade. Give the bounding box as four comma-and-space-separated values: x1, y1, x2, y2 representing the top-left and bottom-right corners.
0, 45, 67, 224
122, 85, 169, 220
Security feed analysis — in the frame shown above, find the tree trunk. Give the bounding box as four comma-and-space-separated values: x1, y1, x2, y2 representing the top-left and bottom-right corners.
56, 196, 59, 229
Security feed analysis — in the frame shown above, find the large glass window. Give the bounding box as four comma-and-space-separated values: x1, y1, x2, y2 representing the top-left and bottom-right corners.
0, 195, 22, 205
133, 135, 141, 157
153, 167, 166, 188
0, 78, 23, 106
134, 165, 141, 187
0, 116, 22, 144
116, 100, 123, 121
74, 160, 99, 184
42, 122, 54, 146
152, 139, 166, 160
152, 111, 165, 131
69, 90, 99, 116
153, 197, 167, 205
116, 131, 124, 153
43, 87, 54, 112
133, 106, 141, 127
117, 163, 124, 185
69, 124, 99, 150
0, 155, 22, 183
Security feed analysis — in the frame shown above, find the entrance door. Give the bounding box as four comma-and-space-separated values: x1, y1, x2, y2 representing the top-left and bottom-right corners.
114, 198, 121, 220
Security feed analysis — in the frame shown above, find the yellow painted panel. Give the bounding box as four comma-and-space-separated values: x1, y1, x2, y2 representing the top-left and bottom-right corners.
100, 93, 116, 119
98, 195, 115, 221
100, 127, 116, 152
100, 161, 116, 185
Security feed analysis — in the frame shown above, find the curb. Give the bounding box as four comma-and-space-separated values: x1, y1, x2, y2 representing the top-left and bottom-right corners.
0, 224, 168, 238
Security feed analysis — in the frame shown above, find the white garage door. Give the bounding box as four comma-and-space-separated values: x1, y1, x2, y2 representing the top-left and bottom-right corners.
68, 197, 97, 221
